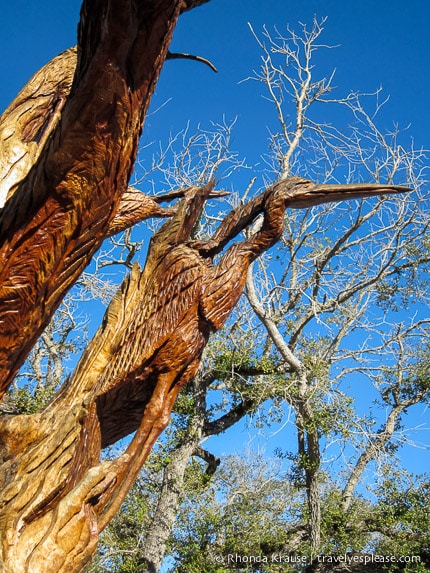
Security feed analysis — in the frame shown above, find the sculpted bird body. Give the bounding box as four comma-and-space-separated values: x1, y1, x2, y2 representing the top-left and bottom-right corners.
63, 177, 409, 447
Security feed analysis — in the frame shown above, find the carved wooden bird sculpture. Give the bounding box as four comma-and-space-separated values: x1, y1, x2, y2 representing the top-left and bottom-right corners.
66, 177, 409, 448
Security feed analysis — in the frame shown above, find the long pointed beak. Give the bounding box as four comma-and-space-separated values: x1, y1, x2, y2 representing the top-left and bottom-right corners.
287, 183, 411, 208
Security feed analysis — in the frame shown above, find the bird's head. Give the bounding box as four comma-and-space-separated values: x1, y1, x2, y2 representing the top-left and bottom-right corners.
275, 176, 411, 208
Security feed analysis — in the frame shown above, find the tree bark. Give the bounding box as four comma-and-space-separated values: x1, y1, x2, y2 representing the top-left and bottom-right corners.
140, 439, 199, 573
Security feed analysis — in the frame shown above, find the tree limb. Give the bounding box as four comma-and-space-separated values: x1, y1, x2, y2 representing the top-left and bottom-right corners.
193, 445, 220, 475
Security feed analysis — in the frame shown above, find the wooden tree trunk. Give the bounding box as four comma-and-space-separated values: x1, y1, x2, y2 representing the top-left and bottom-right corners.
0, 0, 186, 395
0, 0, 409, 569
0, 179, 406, 571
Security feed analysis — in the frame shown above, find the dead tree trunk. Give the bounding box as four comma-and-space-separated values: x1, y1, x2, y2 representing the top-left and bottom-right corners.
0, 0, 409, 569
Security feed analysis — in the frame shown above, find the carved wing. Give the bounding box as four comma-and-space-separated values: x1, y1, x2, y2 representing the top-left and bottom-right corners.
0, 48, 76, 208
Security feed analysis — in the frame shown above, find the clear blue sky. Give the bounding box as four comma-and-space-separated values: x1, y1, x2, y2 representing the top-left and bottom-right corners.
1, 2, 428, 473
1, 0, 429, 152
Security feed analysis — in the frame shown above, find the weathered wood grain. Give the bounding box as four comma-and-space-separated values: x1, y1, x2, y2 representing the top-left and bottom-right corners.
0, 178, 408, 572
0, 0, 182, 396
0, 0, 410, 569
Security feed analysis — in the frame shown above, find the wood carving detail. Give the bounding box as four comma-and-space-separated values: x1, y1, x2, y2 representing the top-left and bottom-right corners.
0, 175, 408, 571
0, 0, 410, 569
0, 0, 183, 395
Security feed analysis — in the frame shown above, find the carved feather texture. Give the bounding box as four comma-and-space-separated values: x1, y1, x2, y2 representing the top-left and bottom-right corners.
0, 48, 76, 208
0, 0, 182, 393
67, 178, 410, 446
94, 243, 211, 445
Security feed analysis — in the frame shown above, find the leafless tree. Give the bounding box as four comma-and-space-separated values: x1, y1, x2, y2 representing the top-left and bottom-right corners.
244, 17, 429, 555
